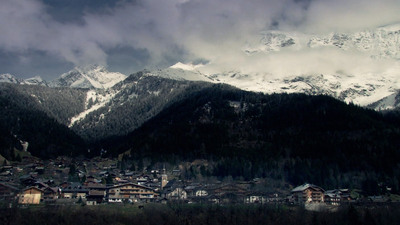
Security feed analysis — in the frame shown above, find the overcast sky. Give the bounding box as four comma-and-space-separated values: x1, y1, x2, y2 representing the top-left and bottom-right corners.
1, 0, 400, 80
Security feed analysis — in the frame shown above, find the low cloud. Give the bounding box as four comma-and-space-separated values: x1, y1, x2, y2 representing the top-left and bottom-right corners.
0, 0, 399, 78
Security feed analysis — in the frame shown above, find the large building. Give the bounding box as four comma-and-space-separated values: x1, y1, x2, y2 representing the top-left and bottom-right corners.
18, 187, 44, 204
107, 183, 158, 203
291, 183, 324, 204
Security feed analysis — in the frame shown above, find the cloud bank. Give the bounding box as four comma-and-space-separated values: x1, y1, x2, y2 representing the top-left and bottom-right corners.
0, 0, 400, 78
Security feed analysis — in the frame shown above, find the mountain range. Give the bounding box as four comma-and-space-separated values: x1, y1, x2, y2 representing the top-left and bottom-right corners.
3, 24, 400, 111
0, 24, 399, 161
1, 61, 400, 189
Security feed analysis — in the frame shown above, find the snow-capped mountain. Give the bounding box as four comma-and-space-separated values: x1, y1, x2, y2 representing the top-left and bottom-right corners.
49, 65, 127, 89
160, 62, 400, 111
67, 71, 211, 140
0, 74, 24, 84
244, 24, 400, 60
0, 74, 48, 86
149, 64, 212, 82
155, 24, 400, 111
23, 76, 48, 86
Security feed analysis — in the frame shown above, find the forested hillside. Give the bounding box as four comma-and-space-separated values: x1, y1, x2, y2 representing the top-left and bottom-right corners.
0, 92, 86, 159
0, 83, 86, 124
72, 72, 212, 141
99, 84, 400, 190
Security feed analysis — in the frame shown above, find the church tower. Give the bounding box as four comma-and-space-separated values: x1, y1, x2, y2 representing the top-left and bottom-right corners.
161, 165, 168, 190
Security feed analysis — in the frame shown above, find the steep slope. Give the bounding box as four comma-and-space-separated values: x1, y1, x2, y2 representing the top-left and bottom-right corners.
0, 83, 87, 125
100, 85, 400, 187
0, 71, 212, 142
0, 94, 86, 159
49, 65, 127, 89
70, 71, 212, 141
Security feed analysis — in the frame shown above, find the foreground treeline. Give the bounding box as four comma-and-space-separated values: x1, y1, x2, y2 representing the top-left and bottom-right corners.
1, 203, 400, 225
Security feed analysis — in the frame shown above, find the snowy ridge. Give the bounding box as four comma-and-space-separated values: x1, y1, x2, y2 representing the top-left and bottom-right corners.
152, 24, 400, 111
23, 76, 48, 86
151, 62, 400, 111
245, 24, 400, 60
149, 67, 212, 82
368, 91, 400, 111
50, 65, 127, 89
0, 74, 24, 84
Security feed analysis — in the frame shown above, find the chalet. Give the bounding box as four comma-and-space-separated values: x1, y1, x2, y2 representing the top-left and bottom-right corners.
210, 184, 248, 204
0, 182, 19, 202
165, 187, 187, 200
291, 183, 324, 205
18, 187, 44, 204
324, 189, 342, 205
107, 183, 158, 203
42, 187, 60, 201
245, 192, 267, 204
185, 184, 208, 199
62, 183, 89, 199
184, 185, 197, 197
163, 180, 187, 200
85, 183, 107, 192
84, 182, 106, 204
86, 190, 105, 205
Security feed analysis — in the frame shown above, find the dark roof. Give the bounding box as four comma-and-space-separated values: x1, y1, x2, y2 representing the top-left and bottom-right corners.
23, 186, 44, 193
291, 183, 324, 193
0, 182, 19, 191
62, 182, 88, 193
108, 183, 154, 191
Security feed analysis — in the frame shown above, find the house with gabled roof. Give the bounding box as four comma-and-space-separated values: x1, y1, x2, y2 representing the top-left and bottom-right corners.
208, 183, 248, 204
62, 182, 89, 199
107, 183, 158, 203
18, 187, 44, 204
162, 180, 187, 201
291, 183, 324, 204
42, 186, 60, 201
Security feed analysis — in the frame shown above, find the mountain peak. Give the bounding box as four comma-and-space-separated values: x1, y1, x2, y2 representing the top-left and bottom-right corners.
74, 64, 107, 74
0, 73, 23, 84
170, 62, 204, 71
23, 76, 48, 86
50, 65, 127, 89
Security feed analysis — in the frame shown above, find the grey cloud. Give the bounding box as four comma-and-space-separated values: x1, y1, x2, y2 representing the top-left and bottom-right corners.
1, 0, 399, 78
0, 50, 73, 80
301, 0, 400, 33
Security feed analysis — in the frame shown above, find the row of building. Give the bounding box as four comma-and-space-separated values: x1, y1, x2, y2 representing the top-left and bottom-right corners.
2, 179, 360, 206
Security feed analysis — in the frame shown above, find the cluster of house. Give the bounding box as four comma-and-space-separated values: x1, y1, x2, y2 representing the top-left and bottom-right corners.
0, 161, 393, 206
0, 176, 361, 207
289, 183, 352, 205
0, 175, 283, 206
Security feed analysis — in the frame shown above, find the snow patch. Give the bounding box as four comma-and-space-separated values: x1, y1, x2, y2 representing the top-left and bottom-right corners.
170, 62, 204, 71
69, 90, 119, 127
